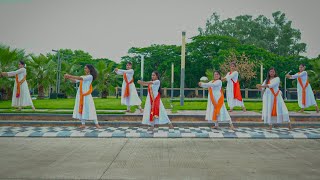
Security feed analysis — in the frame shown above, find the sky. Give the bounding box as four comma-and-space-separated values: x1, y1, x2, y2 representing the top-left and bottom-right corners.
0, 0, 319, 62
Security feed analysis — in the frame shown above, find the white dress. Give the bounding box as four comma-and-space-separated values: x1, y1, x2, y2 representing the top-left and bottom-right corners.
261, 77, 290, 124
290, 71, 317, 108
72, 75, 97, 121
200, 80, 232, 123
224, 71, 244, 108
7, 68, 34, 107
142, 80, 171, 125
116, 69, 142, 106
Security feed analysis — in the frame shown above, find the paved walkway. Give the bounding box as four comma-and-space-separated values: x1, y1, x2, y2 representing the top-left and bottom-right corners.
1, 126, 319, 139
0, 138, 319, 179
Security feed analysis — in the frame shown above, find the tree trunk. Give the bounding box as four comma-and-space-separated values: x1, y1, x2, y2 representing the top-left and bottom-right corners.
101, 90, 108, 98
38, 85, 45, 99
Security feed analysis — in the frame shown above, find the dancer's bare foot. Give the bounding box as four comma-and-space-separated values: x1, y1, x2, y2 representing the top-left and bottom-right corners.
230, 124, 235, 130
32, 106, 36, 111
17, 107, 22, 111
268, 125, 273, 130
228, 109, 233, 112
95, 124, 101, 129
125, 110, 130, 113
211, 126, 219, 129
242, 107, 246, 112
288, 123, 293, 130
148, 126, 154, 131
316, 106, 319, 113
79, 125, 85, 129
168, 123, 174, 129
139, 108, 144, 113
298, 109, 304, 113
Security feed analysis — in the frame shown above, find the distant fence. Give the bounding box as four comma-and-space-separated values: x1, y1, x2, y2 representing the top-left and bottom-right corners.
115, 87, 319, 100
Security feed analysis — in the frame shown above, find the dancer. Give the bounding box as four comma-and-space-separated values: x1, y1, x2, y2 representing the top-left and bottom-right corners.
114, 62, 142, 113
286, 64, 319, 113
138, 71, 174, 131
64, 64, 101, 129
257, 67, 292, 130
199, 71, 235, 130
222, 62, 246, 112
0, 60, 35, 111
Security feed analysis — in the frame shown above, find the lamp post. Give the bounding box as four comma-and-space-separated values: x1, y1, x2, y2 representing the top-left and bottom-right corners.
52, 49, 61, 94
140, 55, 144, 99
171, 62, 174, 100
180, 31, 186, 106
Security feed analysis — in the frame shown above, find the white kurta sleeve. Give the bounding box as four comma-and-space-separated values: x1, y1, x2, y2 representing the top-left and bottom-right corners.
201, 80, 221, 88
261, 80, 267, 91
225, 71, 237, 81
290, 71, 307, 79
81, 75, 93, 82
268, 77, 280, 88
7, 68, 25, 77
152, 80, 160, 85
116, 69, 134, 75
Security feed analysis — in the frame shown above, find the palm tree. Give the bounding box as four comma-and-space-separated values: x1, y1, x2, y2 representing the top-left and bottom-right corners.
59, 60, 82, 97
95, 60, 117, 98
0, 45, 26, 100
26, 54, 56, 99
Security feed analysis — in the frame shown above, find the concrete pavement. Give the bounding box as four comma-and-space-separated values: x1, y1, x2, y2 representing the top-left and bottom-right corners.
0, 138, 319, 179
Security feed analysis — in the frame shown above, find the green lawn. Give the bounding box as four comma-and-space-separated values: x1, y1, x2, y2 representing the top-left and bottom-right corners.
0, 97, 319, 112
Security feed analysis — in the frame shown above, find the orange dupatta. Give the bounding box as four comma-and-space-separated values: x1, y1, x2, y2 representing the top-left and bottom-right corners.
15, 75, 26, 98
123, 73, 134, 97
229, 72, 242, 101
78, 80, 93, 114
297, 72, 309, 106
208, 81, 225, 121
148, 84, 160, 122
268, 80, 280, 117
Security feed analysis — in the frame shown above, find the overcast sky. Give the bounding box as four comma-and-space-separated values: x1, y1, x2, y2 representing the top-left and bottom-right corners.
0, 0, 319, 62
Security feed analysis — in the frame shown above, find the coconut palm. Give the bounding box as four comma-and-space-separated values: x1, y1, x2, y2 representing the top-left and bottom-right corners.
95, 60, 117, 98
26, 54, 56, 99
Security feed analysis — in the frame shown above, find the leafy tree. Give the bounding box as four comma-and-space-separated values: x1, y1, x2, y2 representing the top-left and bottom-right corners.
199, 11, 306, 56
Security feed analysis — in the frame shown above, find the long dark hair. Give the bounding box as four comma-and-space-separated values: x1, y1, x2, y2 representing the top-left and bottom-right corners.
152, 71, 162, 95
86, 64, 98, 81
19, 60, 25, 66
265, 67, 278, 83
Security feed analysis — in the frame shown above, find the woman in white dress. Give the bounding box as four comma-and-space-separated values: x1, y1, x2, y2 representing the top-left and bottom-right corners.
222, 62, 246, 112
114, 62, 142, 113
64, 64, 101, 129
286, 64, 319, 113
0, 60, 35, 111
138, 71, 174, 131
257, 67, 292, 130
199, 71, 235, 130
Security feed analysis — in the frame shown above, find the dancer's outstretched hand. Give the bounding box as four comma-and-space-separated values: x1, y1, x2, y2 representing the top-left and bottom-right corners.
64, 74, 70, 79
137, 80, 142, 84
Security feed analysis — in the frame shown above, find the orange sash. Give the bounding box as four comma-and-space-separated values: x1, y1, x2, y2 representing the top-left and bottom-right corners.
297, 72, 309, 106
15, 75, 26, 98
229, 72, 242, 101
208, 83, 224, 121
268, 80, 280, 117
123, 73, 134, 97
148, 84, 160, 122
79, 80, 93, 114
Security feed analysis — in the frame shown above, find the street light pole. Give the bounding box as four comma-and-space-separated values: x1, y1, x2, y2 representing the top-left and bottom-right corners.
52, 49, 61, 95
180, 31, 186, 106
140, 55, 144, 99
171, 62, 174, 100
